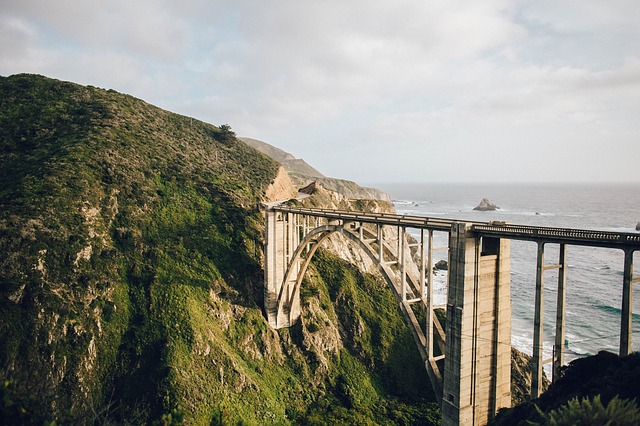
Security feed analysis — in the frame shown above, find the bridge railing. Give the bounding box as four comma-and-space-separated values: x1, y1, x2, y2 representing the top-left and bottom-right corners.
473, 223, 640, 249
273, 205, 640, 250
273, 205, 460, 231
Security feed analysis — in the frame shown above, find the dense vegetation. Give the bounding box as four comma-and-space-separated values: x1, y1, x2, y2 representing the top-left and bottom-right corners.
491, 351, 640, 425
0, 74, 438, 424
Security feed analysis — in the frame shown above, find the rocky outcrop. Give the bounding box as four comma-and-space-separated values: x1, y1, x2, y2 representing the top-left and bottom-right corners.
434, 260, 448, 271
474, 198, 500, 211
240, 137, 325, 177
493, 351, 640, 425
298, 181, 317, 196
265, 166, 298, 202
291, 174, 392, 202
510, 348, 549, 406
240, 137, 391, 202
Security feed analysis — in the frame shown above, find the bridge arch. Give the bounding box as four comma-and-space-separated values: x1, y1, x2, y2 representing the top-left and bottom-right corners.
275, 223, 403, 329
264, 206, 518, 425
264, 209, 451, 403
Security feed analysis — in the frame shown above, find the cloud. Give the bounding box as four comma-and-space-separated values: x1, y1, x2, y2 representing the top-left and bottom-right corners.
177, 0, 527, 146
1, 0, 638, 182
518, 0, 640, 33
0, 15, 56, 72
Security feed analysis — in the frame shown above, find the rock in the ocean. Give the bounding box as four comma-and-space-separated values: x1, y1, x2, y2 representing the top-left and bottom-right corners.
473, 198, 500, 211
434, 260, 448, 271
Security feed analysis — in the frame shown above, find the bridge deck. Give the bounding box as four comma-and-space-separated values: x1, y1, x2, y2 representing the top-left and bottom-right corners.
273, 206, 640, 250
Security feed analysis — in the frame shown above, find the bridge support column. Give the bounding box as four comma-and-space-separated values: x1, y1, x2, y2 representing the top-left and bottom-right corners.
532, 242, 546, 398
423, 230, 434, 360
377, 224, 383, 264
264, 209, 301, 328
620, 249, 635, 356
401, 227, 407, 300
532, 242, 567, 396
442, 223, 511, 426
264, 209, 282, 327
553, 244, 567, 382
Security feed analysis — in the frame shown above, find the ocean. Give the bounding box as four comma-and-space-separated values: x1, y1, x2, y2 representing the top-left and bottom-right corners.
371, 183, 640, 364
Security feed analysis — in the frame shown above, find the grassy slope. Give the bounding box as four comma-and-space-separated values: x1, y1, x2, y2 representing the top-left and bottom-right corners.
299, 250, 439, 425
0, 74, 438, 424
0, 73, 280, 423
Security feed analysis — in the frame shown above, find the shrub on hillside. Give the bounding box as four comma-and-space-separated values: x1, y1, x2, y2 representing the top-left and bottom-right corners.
530, 395, 640, 426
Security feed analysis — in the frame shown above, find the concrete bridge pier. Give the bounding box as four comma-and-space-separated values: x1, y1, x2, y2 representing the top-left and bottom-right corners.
620, 248, 637, 356
442, 223, 512, 426
264, 209, 302, 328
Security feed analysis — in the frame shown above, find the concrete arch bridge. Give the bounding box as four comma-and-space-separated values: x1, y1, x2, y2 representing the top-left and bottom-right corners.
263, 205, 640, 426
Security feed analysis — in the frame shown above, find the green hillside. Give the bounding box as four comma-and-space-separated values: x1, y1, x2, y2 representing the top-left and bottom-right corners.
239, 137, 325, 178
0, 74, 438, 424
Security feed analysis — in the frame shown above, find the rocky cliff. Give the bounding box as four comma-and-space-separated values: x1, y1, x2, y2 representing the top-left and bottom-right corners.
240, 137, 391, 202
240, 137, 325, 178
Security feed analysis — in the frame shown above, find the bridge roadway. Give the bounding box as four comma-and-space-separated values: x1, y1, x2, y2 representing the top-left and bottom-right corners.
274, 205, 640, 249
266, 205, 639, 425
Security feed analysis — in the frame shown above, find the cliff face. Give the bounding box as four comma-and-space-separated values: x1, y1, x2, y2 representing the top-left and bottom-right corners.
292, 173, 392, 202
0, 74, 437, 424
240, 137, 325, 178
240, 137, 391, 202
264, 166, 298, 202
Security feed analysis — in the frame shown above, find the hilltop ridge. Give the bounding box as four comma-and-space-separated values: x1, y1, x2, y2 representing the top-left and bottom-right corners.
239, 137, 325, 178
240, 136, 391, 202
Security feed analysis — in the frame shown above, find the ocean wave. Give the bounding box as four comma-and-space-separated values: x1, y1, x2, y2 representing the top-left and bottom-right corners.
565, 344, 592, 357
475, 208, 557, 217
511, 334, 533, 356
596, 304, 640, 320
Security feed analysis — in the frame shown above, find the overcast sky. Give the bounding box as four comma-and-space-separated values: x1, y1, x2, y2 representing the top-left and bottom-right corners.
2, 1, 639, 184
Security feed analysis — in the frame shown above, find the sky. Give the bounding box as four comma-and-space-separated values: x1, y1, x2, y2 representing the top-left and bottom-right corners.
1, 1, 639, 184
